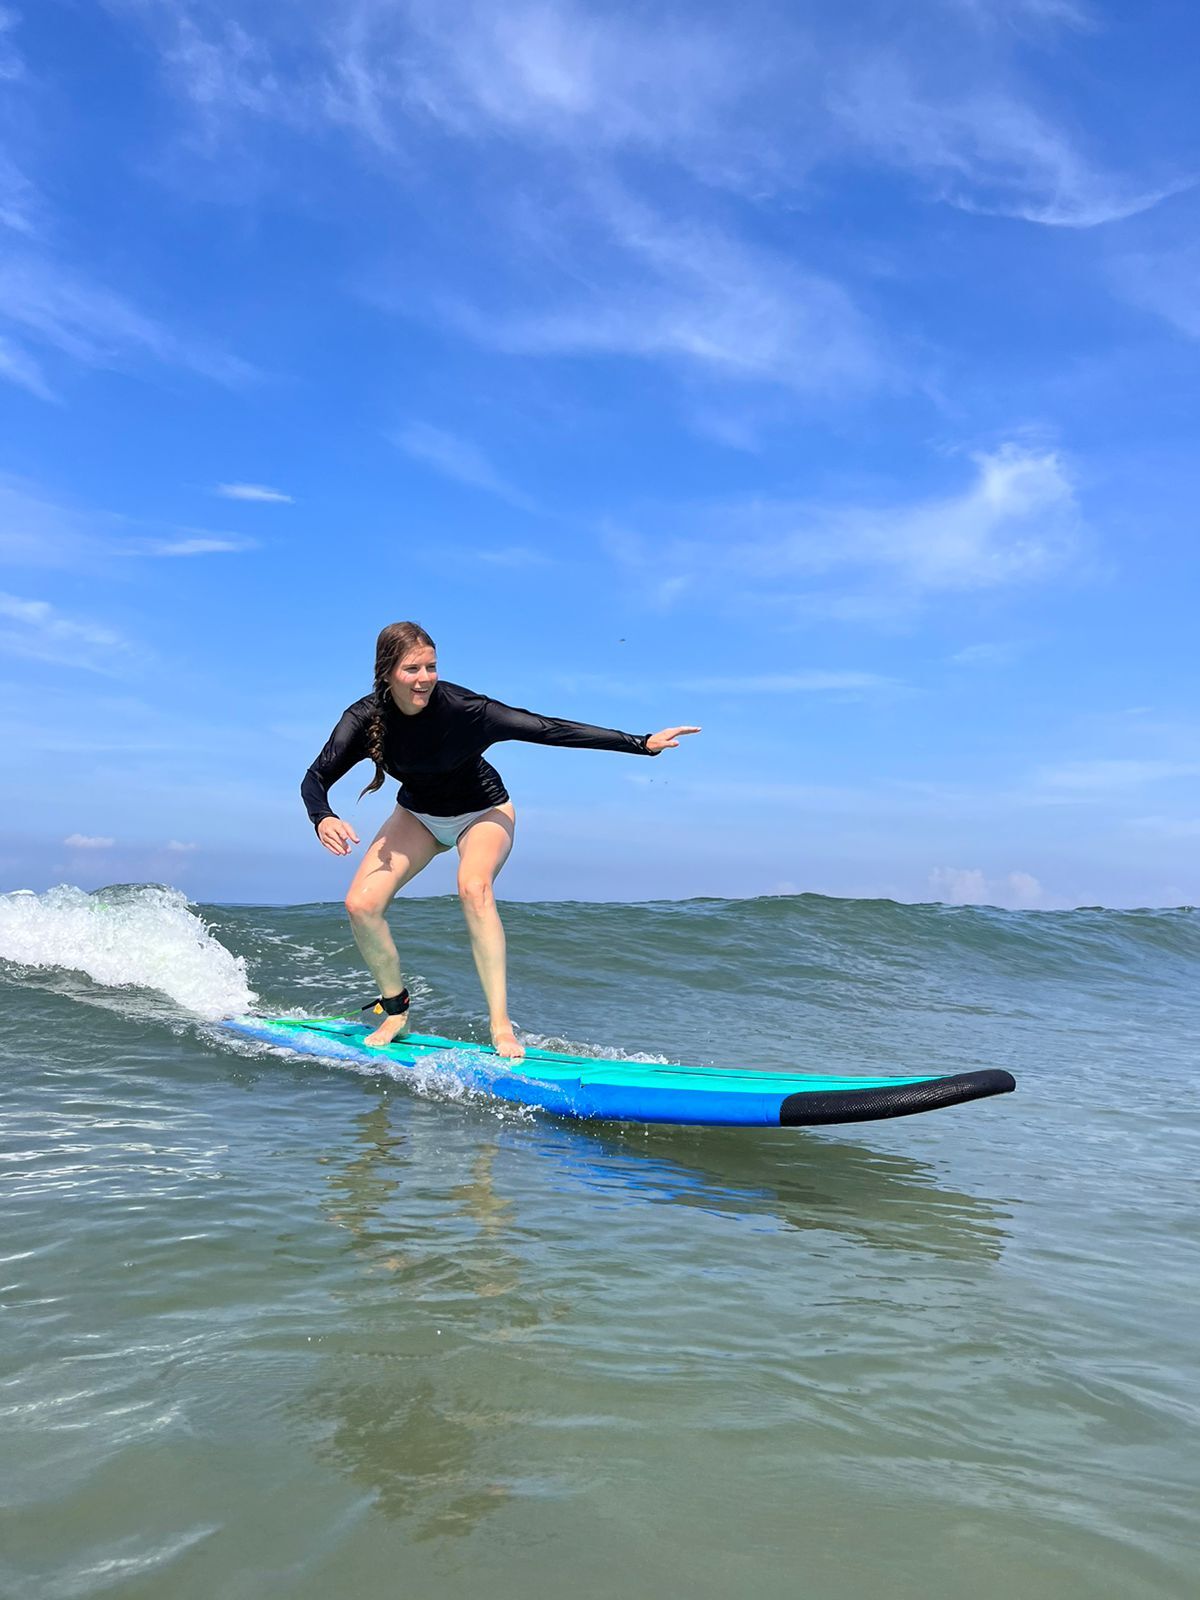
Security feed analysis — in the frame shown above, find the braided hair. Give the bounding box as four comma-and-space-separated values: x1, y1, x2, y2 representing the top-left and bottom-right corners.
358, 621, 436, 799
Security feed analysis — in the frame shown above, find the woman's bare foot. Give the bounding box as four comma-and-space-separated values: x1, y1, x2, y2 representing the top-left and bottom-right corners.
364, 1010, 411, 1048
490, 1020, 525, 1061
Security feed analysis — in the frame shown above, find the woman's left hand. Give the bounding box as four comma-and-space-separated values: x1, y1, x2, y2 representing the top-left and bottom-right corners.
646, 725, 701, 754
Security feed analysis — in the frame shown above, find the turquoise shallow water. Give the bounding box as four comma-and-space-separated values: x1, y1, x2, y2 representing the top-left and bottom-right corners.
1, 885, 1197, 1598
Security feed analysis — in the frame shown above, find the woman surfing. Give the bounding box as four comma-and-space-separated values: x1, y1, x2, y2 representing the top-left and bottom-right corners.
302, 622, 699, 1060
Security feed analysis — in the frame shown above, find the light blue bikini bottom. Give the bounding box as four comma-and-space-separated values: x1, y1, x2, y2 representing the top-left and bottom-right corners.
403, 806, 498, 848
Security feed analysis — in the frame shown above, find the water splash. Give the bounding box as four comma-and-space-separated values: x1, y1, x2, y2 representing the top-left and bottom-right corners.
0, 883, 254, 1020
519, 1030, 669, 1065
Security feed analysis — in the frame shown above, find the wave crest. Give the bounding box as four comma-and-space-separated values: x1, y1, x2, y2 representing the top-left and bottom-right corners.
0, 883, 255, 1020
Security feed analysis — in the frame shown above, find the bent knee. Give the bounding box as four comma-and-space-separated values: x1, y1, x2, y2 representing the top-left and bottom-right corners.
345, 888, 387, 922
458, 875, 495, 914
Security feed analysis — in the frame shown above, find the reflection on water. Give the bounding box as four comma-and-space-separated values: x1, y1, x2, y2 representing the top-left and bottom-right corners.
320, 1101, 408, 1268
448, 1146, 520, 1299
288, 1036, 1013, 1261
562, 1121, 1012, 1259
308, 1100, 532, 1539
296, 1082, 1012, 1542
311, 1373, 516, 1541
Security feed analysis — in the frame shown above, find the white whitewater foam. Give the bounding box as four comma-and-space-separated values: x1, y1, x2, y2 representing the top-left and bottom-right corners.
218, 1023, 530, 1122
519, 1030, 669, 1065
0, 884, 255, 1020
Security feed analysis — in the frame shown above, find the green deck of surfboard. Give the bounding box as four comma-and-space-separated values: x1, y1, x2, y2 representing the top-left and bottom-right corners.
223, 1016, 1016, 1127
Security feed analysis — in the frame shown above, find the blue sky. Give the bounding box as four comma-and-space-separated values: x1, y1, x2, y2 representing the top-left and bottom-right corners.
2, 0, 1198, 907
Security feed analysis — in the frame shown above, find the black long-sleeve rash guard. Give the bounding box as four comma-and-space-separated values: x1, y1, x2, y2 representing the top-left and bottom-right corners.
301, 680, 654, 827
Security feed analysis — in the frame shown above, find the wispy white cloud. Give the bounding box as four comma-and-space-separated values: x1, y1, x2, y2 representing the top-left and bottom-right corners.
473, 544, 551, 567
1128, 815, 1200, 840
159, 10, 289, 121
457, 185, 887, 398
214, 482, 293, 503
407, 540, 554, 582
0, 477, 97, 566
549, 669, 652, 702
0, 331, 54, 398
830, 55, 1189, 228
1, 16, 45, 238
291, 0, 1156, 238
0, 594, 122, 650
135, 534, 258, 556
556, 666, 901, 697
102, 0, 1187, 469
0, 151, 39, 236
0, 252, 257, 397
1112, 245, 1200, 341
0, 591, 131, 671
1033, 758, 1200, 792
609, 442, 1081, 621
166, 838, 199, 851
639, 774, 916, 812
950, 640, 1023, 666
854, 445, 1078, 588
0, 478, 260, 568
63, 833, 116, 849
678, 671, 902, 695
316, 0, 776, 190
945, 0, 1097, 34
0, 11, 257, 398
0, 4, 23, 81
121, 2, 1182, 235
394, 421, 537, 509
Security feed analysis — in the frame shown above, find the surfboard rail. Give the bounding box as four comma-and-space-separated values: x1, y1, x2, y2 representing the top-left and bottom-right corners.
220, 1016, 1017, 1129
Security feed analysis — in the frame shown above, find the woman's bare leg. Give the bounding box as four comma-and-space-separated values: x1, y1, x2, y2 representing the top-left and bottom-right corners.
455, 804, 521, 1059
344, 807, 446, 1046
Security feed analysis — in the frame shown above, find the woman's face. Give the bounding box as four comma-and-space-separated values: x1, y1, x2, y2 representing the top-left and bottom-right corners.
389, 645, 438, 714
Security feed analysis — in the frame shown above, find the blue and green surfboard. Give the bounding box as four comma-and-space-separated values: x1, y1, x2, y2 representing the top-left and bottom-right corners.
223, 1015, 1015, 1127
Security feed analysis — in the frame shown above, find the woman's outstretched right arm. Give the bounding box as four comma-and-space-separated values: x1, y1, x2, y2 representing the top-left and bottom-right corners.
301, 703, 371, 852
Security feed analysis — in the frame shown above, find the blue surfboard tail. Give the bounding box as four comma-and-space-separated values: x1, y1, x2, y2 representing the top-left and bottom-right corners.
219, 1016, 1017, 1129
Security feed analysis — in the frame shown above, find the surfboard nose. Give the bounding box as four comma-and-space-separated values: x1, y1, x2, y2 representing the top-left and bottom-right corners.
779, 1068, 1017, 1127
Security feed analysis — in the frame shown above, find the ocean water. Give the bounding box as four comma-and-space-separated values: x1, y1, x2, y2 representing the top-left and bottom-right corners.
1, 884, 1197, 1600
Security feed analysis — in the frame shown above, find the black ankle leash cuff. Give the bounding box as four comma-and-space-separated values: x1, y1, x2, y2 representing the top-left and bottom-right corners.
362, 989, 410, 1017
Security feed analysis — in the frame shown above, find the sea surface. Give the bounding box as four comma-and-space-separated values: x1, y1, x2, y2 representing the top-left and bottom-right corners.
1, 884, 1197, 1600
